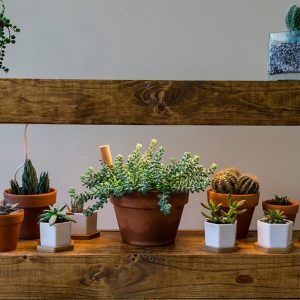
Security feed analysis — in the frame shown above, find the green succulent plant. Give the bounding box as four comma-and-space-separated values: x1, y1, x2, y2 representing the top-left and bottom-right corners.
212, 168, 259, 195
271, 195, 291, 206
201, 195, 246, 224
0, 199, 20, 215
68, 187, 90, 213
262, 209, 288, 224
0, 0, 21, 73
10, 159, 50, 195
39, 205, 76, 226
286, 5, 300, 31
70, 139, 217, 216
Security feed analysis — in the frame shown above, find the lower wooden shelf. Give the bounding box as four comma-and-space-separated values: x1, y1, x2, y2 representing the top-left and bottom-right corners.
1, 231, 300, 299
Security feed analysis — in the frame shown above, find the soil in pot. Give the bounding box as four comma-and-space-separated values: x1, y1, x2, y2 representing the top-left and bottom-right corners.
4, 188, 57, 240
0, 210, 24, 252
262, 199, 299, 223
207, 189, 259, 239
110, 192, 189, 246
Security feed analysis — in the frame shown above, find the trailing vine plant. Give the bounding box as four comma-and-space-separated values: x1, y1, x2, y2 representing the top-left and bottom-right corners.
0, 0, 20, 73
70, 139, 217, 216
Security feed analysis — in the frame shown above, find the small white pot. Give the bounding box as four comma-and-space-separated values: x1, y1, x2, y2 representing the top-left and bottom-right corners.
257, 219, 293, 249
40, 222, 72, 248
204, 221, 237, 249
70, 211, 98, 236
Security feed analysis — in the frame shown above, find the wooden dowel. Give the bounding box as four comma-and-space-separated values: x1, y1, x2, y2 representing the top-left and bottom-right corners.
99, 145, 113, 166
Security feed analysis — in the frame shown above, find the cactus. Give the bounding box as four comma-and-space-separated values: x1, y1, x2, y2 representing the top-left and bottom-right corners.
211, 171, 238, 194
286, 5, 300, 31
10, 159, 50, 195
237, 174, 259, 194
271, 195, 291, 206
0, 199, 20, 215
222, 167, 241, 178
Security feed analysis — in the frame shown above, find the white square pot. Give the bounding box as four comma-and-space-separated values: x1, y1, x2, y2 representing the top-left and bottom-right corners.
257, 219, 293, 249
204, 221, 237, 249
70, 211, 98, 236
40, 222, 72, 248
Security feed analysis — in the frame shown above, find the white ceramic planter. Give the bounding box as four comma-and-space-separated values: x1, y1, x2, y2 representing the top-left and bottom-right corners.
40, 222, 72, 248
204, 221, 237, 249
257, 219, 293, 249
70, 211, 98, 236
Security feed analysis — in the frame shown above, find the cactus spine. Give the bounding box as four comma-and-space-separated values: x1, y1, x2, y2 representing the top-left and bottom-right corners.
212, 171, 238, 194
237, 174, 259, 194
286, 5, 300, 31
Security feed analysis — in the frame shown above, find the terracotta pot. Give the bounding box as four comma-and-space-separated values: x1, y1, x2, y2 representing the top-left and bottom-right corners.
262, 199, 299, 223
110, 192, 189, 246
207, 189, 260, 239
0, 210, 24, 252
4, 188, 57, 240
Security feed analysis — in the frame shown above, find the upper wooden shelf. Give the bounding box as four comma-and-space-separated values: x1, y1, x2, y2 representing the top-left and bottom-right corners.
1, 231, 300, 299
1, 79, 300, 125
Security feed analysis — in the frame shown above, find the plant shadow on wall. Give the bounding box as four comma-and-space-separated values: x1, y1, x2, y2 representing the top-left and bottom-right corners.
0, 0, 20, 73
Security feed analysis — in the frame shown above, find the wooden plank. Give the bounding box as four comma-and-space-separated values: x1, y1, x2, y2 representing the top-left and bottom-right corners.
0, 79, 300, 125
0, 231, 300, 299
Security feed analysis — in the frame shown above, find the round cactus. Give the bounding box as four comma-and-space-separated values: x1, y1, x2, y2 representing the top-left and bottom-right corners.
286, 5, 300, 31
212, 171, 238, 194
237, 174, 259, 194
221, 167, 241, 178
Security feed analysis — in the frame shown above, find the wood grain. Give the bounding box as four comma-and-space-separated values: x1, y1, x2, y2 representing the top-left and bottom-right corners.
0, 231, 300, 299
1, 79, 300, 125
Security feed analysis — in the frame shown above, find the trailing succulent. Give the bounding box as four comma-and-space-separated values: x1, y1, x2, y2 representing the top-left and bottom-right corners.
0, 0, 21, 73
262, 209, 288, 224
211, 167, 259, 195
39, 205, 75, 226
271, 195, 291, 206
0, 199, 20, 215
70, 139, 217, 216
10, 159, 50, 195
201, 195, 246, 224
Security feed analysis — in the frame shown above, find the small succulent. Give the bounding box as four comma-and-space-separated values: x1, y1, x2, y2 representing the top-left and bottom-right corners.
68, 187, 91, 213
201, 195, 247, 224
10, 159, 50, 195
262, 210, 288, 224
212, 168, 259, 195
271, 195, 291, 206
286, 5, 300, 31
0, 0, 21, 73
39, 205, 76, 226
0, 199, 20, 215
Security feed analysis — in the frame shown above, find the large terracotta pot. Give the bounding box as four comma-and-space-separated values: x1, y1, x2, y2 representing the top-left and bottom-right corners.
0, 210, 24, 252
4, 188, 57, 240
110, 192, 189, 246
207, 189, 260, 239
262, 199, 299, 223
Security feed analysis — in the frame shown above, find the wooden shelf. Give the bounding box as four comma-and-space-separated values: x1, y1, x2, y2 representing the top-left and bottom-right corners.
1, 79, 300, 125
1, 231, 300, 299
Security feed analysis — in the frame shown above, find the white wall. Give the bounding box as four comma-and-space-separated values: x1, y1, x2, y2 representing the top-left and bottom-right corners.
0, 0, 299, 230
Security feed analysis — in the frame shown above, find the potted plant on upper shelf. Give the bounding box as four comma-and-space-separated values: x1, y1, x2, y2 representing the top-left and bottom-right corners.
70, 139, 217, 246
269, 4, 300, 80
38, 205, 75, 251
0, 199, 24, 252
256, 210, 294, 253
3, 125, 56, 239
201, 195, 246, 252
262, 195, 299, 224
207, 167, 260, 239
67, 188, 99, 239
0, 0, 21, 72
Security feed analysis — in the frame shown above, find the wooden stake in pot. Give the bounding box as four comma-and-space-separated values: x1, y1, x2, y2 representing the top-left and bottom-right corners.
99, 145, 113, 166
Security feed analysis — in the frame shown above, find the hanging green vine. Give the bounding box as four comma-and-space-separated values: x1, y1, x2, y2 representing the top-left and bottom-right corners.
0, 0, 20, 73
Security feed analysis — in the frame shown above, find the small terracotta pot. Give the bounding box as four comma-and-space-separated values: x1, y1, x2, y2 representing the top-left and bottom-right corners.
110, 192, 189, 246
0, 210, 24, 252
207, 189, 260, 239
4, 188, 57, 240
262, 199, 299, 223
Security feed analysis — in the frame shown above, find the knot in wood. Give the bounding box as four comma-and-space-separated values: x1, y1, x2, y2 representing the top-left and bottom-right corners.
90, 271, 105, 282
235, 275, 254, 284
